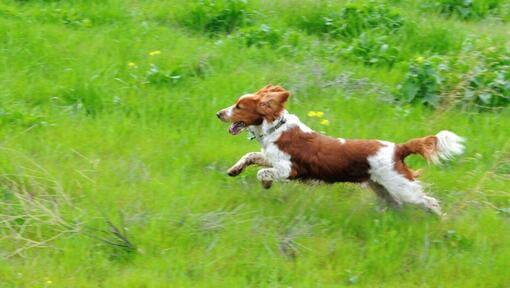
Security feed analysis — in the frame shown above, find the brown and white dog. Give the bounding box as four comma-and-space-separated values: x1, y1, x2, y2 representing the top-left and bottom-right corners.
216, 84, 465, 215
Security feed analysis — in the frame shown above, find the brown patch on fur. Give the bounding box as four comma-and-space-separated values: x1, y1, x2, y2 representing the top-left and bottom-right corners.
276, 127, 383, 183
396, 136, 438, 162
393, 158, 415, 180
394, 135, 438, 180
229, 95, 264, 126
217, 84, 290, 125
256, 88, 289, 122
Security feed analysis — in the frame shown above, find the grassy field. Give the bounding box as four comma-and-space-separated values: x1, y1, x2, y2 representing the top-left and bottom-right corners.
0, 0, 509, 287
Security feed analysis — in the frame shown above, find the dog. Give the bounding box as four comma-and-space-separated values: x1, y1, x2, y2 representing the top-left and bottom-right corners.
216, 84, 465, 215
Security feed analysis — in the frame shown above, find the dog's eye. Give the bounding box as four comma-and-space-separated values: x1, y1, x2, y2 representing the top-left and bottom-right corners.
236, 104, 241, 109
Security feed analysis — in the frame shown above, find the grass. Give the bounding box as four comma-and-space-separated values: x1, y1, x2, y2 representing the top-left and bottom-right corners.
0, 0, 509, 287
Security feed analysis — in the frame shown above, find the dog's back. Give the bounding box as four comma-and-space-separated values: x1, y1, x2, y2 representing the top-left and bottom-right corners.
275, 126, 384, 183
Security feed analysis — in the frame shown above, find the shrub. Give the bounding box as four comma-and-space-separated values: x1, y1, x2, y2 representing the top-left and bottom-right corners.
297, 2, 403, 39
340, 33, 400, 67
397, 46, 510, 109
181, 0, 252, 34
461, 47, 510, 108
240, 24, 282, 48
397, 56, 445, 107
432, 0, 504, 20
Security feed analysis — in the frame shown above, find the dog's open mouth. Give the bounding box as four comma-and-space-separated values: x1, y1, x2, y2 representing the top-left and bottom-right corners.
229, 121, 246, 135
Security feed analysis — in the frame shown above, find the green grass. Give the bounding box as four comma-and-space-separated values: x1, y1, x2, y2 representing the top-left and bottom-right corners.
0, 0, 509, 287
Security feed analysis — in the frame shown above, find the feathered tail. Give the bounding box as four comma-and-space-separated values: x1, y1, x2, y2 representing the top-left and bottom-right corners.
397, 130, 465, 164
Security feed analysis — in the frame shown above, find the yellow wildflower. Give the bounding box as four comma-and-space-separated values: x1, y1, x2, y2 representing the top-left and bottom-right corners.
308, 111, 325, 118
46, 280, 53, 284
149, 50, 161, 56
415, 56, 424, 64
127, 62, 137, 68
320, 119, 330, 126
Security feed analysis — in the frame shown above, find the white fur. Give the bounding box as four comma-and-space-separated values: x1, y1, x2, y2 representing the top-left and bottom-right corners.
261, 110, 312, 138
338, 138, 346, 144
224, 106, 233, 118
239, 94, 252, 100
252, 110, 312, 183
430, 130, 465, 164
367, 142, 442, 215
228, 152, 269, 175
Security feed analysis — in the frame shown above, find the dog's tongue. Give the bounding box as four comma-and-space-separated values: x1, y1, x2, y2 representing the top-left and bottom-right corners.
229, 122, 245, 135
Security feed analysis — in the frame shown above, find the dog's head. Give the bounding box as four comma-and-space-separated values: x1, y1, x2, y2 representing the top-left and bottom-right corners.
216, 84, 290, 135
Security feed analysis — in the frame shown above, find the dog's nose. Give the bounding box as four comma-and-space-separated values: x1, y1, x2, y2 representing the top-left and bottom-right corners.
216, 112, 221, 119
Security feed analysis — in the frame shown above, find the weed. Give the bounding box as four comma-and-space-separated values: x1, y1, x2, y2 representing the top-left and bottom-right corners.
194, 206, 244, 234
397, 46, 510, 109
340, 33, 400, 67
0, 165, 80, 258
296, 2, 403, 39
399, 22, 464, 55
143, 59, 212, 86
240, 24, 282, 48
397, 56, 445, 107
59, 85, 104, 116
278, 217, 314, 260
0, 106, 47, 128
145, 64, 183, 86
431, 0, 504, 20
461, 47, 510, 109
52, 8, 93, 28
180, 0, 252, 34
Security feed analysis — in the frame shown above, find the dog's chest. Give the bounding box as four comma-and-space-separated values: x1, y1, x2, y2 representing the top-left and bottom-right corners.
262, 141, 292, 168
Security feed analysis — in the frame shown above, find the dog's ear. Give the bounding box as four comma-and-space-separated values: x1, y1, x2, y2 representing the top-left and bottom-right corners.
257, 84, 274, 94
258, 90, 290, 115
257, 88, 290, 121
257, 84, 287, 96
262, 84, 273, 90
267, 85, 286, 93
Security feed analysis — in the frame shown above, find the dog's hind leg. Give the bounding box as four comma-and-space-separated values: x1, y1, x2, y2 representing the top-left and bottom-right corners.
368, 142, 443, 216
376, 178, 443, 216
228, 152, 270, 176
367, 180, 401, 208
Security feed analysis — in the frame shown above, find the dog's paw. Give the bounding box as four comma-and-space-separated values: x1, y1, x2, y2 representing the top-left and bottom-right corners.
261, 180, 273, 189
227, 166, 243, 177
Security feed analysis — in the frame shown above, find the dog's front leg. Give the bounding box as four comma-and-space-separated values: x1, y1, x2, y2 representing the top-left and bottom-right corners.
256, 165, 291, 189
228, 152, 270, 176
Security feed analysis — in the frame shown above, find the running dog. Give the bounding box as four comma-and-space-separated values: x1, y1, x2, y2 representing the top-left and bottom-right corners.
216, 84, 465, 215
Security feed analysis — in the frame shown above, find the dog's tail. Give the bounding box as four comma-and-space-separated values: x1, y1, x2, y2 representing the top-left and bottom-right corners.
397, 130, 465, 165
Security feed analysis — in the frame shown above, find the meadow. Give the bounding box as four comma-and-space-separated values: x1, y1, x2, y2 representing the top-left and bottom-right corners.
0, 0, 509, 287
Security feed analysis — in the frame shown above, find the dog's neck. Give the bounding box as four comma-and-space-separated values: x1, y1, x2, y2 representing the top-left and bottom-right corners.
248, 110, 313, 145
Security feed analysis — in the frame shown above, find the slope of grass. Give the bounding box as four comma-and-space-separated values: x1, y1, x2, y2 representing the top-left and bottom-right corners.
0, 0, 509, 287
